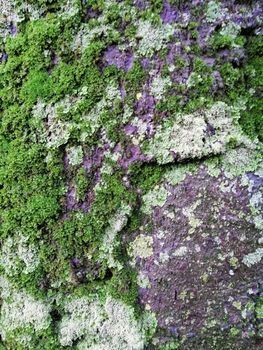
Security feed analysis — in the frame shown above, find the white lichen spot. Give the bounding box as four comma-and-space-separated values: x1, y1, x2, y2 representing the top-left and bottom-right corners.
164, 163, 198, 186
142, 185, 169, 215
220, 22, 241, 43
81, 81, 121, 140
135, 20, 174, 57
144, 102, 243, 164
221, 145, 261, 178
166, 211, 175, 219
186, 71, 204, 89
0, 277, 51, 343
47, 119, 73, 148
123, 105, 133, 123
59, 297, 103, 347
129, 235, 153, 261
136, 92, 142, 100
0, 1, 42, 38
32, 100, 76, 148
59, 295, 156, 350
157, 230, 165, 239
255, 164, 263, 178
173, 246, 188, 257
67, 146, 83, 166
72, 23, 115, 54
137, 272, 151, 288
178, 290, 187, 301
229, 256, 239, 269
206, 1, 222, 23
232, 301, 242, 310
33, 80, 121, 147
241, 168, 263, 235
0, 0, 14, 18
0, 234, 39, 276
159, 251, 170, 263
242, 248, 263, 268
205, 159, 221, 177
59, 0, 80, 19
195, 244, 201, 253
100, 205, 131, 270
200, 272, 209, 284
150, 75, 172, 101
182, 200, 202, 232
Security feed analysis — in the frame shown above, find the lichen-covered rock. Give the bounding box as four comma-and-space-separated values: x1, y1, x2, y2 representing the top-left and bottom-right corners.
144, 102, 245, 164
126, 148, 263, 349
0, 277, 52, 348
0, 0, 262, 349
59, 295, 156, 350
0, 234, 39, 276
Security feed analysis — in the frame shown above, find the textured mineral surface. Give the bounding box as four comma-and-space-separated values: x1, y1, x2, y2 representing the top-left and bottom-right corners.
0, 1, 262, 349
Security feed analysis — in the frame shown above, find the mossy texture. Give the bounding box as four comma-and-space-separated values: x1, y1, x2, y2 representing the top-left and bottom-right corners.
0, 0, 262, 349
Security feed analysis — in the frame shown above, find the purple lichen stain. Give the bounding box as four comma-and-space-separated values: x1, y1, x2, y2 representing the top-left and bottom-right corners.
10, 23, 17, 37
105, 46, 134, 71
161, 1, 177, 24
127, 165, 263, 344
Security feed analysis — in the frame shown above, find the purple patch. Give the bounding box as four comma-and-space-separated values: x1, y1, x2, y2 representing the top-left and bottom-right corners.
10, 23, 17, 37
63, 152, 70, 172
212, 70, 224, 91
120, 82, 126, 101
161, 1, 177, 24
66, 186, 77, 210
140, 58, 151, 69
1, 53, 8, 63
133, 0, 146, 10
53, 54, 59, 65
125, 165, 263, 342
105, 46, 133, 71
124, 124, 137, 135
118, 144, 151, 169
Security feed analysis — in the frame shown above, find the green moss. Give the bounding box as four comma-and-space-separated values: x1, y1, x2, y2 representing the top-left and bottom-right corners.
247, 35, 263, 57
158, 56, 214, 113
0, 1, 261, 347
156, 94, 182, 115
129, 163, 163, 194
185, 95, 214, 113
125, 59, 146, 93
50, 62, 78, 100
175, 57, 187, 69
210, 21, 245, 50
1, 104, 30, 140
20, 70, 54, 105
211, 33, 245, 50
103, 3, 122, 27
218, 36, 263, 141
125, 23, 137, 40
159, 341, 180, 350
219, 63, 242, 92
239, 56, 263, 141
89, 173, 136, 232
149, 0, 164, 14
255, 296, 263, 319
229, 327, 241, 337
107, 268, 139, 310
17, 0, 63, 7
225, 136, 238, 150
75, 167, 91, 202
25, 16, 61, 49
188, 57, 213, 93
140, 10, 162, 25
